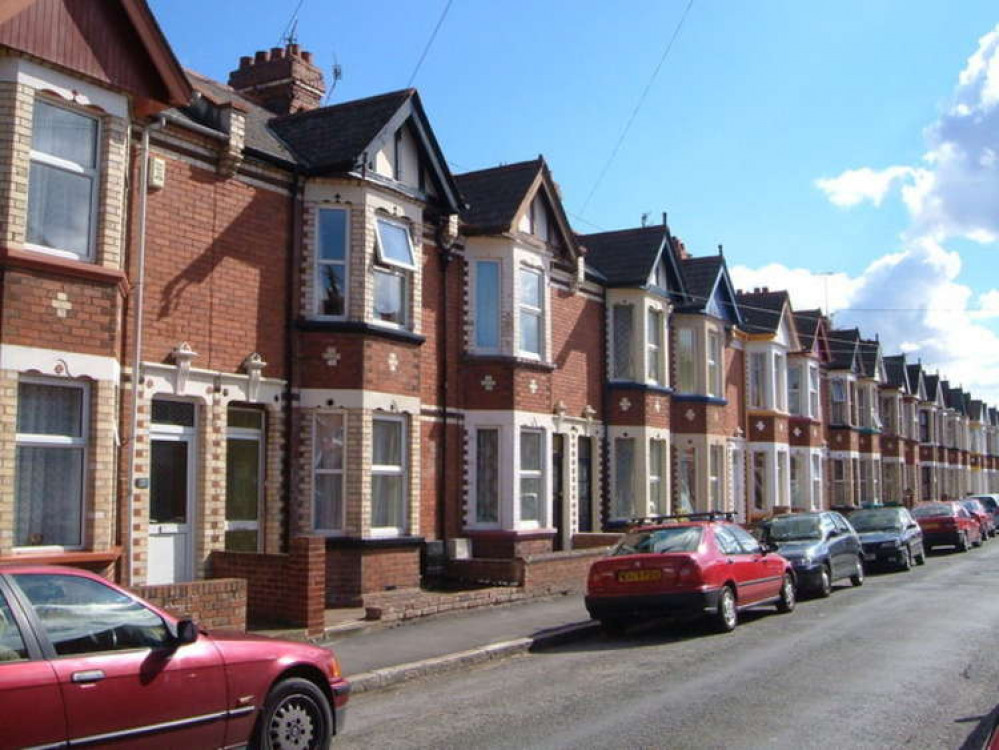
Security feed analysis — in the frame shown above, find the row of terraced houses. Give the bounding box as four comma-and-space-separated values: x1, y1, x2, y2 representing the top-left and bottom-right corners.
1, 0, 997, 631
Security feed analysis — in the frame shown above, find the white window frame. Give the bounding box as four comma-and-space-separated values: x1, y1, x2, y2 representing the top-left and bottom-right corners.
225, 407, 265, 550
774, 352, 787, 412
26, 99, 100, 261
14, 377, 89, 552
371, 415, 408, 537
474, 427, 501, 526
372, 265, 409, 329
612, 303, 635, 381
811, 453, 823, 510
313, 411, 346, 534
518, 428, 546, 528
649, 438, 667, 515
646, 306, 663, 385
518, 266, 545, 360
808, 364, 821, 420
709, 444, 723, 511
473, 260, 501, 353
314, 207, 350, 319
788, 364, 802, 416
707, 329, 722, 398
749, 352, 767, 409
374, 216, 416, 271
676, 327, 697, 393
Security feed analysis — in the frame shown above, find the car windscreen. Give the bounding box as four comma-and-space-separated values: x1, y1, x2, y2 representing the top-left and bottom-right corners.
611, 526, 703, 556
849, 509, 904, 532
974, 497, 998, 512
960, 500, 984, 514
766, 516, 823, 541
912, 504, 953, 518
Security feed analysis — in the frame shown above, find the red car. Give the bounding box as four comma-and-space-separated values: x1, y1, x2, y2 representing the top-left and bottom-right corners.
912, 501, 983, 552
585, 514, 796, 633
0, 565, 349, 750
958, 497, 995, 540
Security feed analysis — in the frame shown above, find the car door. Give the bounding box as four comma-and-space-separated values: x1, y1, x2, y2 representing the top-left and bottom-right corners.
901, 509, 922, 554
10, 572, 228, 749
0, 578, 66, 750
729, 525, 784, 602
712, 526, 759, 603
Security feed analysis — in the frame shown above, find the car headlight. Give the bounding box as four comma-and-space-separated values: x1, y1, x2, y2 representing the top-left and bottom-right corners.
328, 654, 342, 678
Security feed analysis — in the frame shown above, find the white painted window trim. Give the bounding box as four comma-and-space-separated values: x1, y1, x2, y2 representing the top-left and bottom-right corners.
13, 376, 89, 553
517, 265, 545, 360
646, 305, 664, 385
374, 215, 416, 271
313, 411, 346, 535
225, 408, 265, 550
314, 206, 350, 320
371, 264, 410, 330
517, 427, 546, 529
370, 414, 408, 538
707, 327, 722, 398
471, 259, 503, 354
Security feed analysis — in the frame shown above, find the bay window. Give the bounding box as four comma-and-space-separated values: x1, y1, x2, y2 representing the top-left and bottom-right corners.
612, 304, 634, 380
811, 454, 822, 508
225, 407, 264, 551
649, 439, 667, 515
518, 268, 544, 358
614, 437, 635, 518
708, 330, 722, 398
372, 416, 407, 534
677, 328, 696, 392
313, 413, 345, 532
647, 307, 663, 384
752, 451, 766, 511
316, 208, 348, 317
709, 445, 723, 511
519, 429, 544, 524
832, 459, 848, 505
808, 365, 821, 419
788, 365, 802, 416
475, 428, 499, 523
790, 452, 803, 508
777, 449, 789, 506
774, 353, 787, 412
831, 379, 848, 424
678, 446, 696, 514
475, 261, 501, 350
27, 100, 99, 259
374, 218, 415, 327
15, 380, 87, 548
749, 353, 766, 409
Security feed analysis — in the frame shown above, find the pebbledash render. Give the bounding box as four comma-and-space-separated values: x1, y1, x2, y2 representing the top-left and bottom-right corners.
0, 0, 998, 618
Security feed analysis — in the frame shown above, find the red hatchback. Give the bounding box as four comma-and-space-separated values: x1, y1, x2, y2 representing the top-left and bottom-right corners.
912, 501, 983, 552
585, 514, 796, 633
0, 565, 349, 750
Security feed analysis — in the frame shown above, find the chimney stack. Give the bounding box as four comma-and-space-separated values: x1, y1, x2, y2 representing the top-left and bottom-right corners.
673, 235, 690, 260
229, 42, 326, 115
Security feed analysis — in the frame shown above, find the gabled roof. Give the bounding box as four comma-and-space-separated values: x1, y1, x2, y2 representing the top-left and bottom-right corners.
579, 224, 685, 295
270, 88, 461, 211
828, 328, 861, 372
858, 339, 883, 381
924, 374, 942, 404
990, 407, 999, 427
736, 290, 790, 336
678, 254, 742, 325
906, 363, 927, 400
968, 399, 985, 422
942, 381, 967, 415
884, 354, 911, 392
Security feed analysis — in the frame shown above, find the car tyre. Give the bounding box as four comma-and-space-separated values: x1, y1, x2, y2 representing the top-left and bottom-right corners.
816, 564, 833, 598
899, 546, 913, 571
711, 586, 737, 633
957, 532, 969, 552
973, 532, 984, 548
850, 557, 865, 587
253, 677, 333, 750
915, 547, 927, 565
776, 574, 796, 614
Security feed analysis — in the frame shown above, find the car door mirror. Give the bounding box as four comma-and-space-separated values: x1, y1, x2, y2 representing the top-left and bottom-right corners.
173, 618, 198, 647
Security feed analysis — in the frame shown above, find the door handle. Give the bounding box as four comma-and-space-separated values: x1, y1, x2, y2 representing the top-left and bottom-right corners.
72, 670, 106, 684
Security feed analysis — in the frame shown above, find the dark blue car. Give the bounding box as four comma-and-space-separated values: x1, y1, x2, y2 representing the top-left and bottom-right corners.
760, 512, 864, 597
848, 505, 926, 570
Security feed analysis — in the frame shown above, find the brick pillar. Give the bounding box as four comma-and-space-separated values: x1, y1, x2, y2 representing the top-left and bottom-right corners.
290, 536, 326, 636
89, 380, 118, 550
0, 82, 32, 246
196, 388, 226, 578
0, 370, 19, 554
263, 403, 284, 553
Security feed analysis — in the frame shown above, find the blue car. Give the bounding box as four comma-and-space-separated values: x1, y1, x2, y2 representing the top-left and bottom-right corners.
848, 505, 926, 570
760, 512, 864, 597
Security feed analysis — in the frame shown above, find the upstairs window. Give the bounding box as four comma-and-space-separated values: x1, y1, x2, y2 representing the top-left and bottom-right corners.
788, 365, 802, 416
677, 328, 696, 392
919, 410, 930, 443
808, 365, 821, 419
374, 219, 415, 328
707, 330, 722, 398
316, 208, 348, 317
831, 379, 848, 425
474, 261, 501, 350
27, 100, 100, 260
612, 304, 634, 380
646, 308, 663, 384
375, 218, 415, 269
749, 352, 766, 409
518, 268, 544, 358
774, 353, 787, 412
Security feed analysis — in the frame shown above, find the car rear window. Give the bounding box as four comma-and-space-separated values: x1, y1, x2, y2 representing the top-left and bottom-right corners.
611, 526, 703, 556
849, 509, 904, 531
766, 515, 823, 541
912, 504, 952, 518
976, 497, 999, 512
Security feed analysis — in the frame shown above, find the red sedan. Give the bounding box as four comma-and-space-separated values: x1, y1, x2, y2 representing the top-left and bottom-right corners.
0, 565, 349, 749
585, 514, 796, 633
912, 501, 983, 552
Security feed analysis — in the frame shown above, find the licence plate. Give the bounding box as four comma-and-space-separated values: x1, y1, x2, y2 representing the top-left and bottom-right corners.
617, 569, 662, 583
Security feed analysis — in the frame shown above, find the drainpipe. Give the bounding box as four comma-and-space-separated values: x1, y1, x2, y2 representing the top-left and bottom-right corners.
284, 170, 302, 551
125, 116, 165, 586
434, 218, 457, 564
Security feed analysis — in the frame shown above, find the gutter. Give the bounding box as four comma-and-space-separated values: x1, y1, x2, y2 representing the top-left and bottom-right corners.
125, 115, 166, 586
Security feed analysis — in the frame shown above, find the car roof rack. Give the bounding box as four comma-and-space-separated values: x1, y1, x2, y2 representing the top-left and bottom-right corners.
627, 511, 737, 527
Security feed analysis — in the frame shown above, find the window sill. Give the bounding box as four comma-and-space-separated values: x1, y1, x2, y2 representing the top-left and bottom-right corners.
673, 393, 727, 405
323, 535, 425, 549
461, 353, 555, 372
608, 381, 674, 395
2, 246, 128, 291
297, 318, 426, 345
1, 547, 122, 565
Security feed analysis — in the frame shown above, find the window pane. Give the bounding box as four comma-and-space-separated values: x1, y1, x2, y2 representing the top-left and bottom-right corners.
374, 269, 405, 324
150, 441, 188, 524
614, 438, 635, 517
753, 452, 766, 510
17, 382, 83, 436
224, 530, 258, 552
0, 592, 28, 662
318, 209, 347, 261
225, 438, 260, 522
315, 414, 344, 470
13, 574, 169, 655
376, 219, 415, 267
373, 419, 402, 466
314, 473, 343, 531
151, 399, 195, 427
679, 448, 696, 514
475, 262, 500, 349
520, 431, 542, 471
678, 329, 696, 391
612, 304, 634, 380
229, 408, 263, 430
520, 477, 541, 521
476, 430, 499, 523
519, 269, 542, 308
647, 308, 662, 382
520, 311, 541, 355
32, 101, 97, 166
16, 446, 83, 546
27, 162, 93, 256
319, 263, 346, 316
372, 475, 405, 528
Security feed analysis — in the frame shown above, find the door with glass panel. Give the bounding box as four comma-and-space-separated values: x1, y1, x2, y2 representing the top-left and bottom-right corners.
225, 407, 264, 551
552, 434, 565, 550
148, 400, 196, 584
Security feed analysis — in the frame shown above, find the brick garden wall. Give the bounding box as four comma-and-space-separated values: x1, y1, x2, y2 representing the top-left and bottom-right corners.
135, 577, 247, 631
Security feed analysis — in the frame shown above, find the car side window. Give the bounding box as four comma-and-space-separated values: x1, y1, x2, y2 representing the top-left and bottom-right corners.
0, 590, 28, 663
728, 526, 762, 555
12, 574, 171, 656
714, 526, 742, 555
820, 517, 837, 537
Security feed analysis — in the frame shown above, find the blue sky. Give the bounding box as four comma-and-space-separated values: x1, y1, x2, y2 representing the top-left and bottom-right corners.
150, 1, 999, 401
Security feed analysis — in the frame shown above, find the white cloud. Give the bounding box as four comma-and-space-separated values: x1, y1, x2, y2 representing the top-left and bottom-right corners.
815, 166, 922, 208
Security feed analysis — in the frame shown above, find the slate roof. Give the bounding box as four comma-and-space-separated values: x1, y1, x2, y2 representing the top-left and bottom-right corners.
884, 355, 910, 392
454, 160, 542, 234
942, 382, 967, 415
968, 399, 985, 421
680, 255, 722, 304
793, 310, 823, 352
736, 290, 788, 335
269, 89, 414, 173
858, 339, 880, 380
828, 328, 860, 371
924, 374, 941, 402
579, 225, 671, 288
990, 407, 999, 427
906, 364, 924, 396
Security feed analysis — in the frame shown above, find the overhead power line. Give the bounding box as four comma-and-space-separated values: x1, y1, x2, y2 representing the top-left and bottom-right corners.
408, 0, 454, 87
579, 0, 696, 214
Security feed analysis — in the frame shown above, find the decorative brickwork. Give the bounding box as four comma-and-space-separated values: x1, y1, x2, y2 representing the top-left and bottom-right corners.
0, 81, 32, 247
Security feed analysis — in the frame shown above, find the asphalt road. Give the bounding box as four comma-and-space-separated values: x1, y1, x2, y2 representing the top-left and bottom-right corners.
336, 541, 999, 750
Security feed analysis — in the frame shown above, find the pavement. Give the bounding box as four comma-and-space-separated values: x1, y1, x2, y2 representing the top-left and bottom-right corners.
319, 594, 598, 694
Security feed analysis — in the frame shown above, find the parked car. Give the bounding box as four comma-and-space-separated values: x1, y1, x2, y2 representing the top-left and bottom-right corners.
966, 494, 999, 529
847, 505, 926, 570
758, 511, 864, 597
912, 501, 983, 551
585, 514, 796, 634
0, 565, 349, 750
958, 497, 996, 539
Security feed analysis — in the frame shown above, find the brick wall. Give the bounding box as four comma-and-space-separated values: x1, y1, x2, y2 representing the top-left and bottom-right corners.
522, 548, 606, 594
324, 544, 422, 607
135, 577, 247, 632
210, 536, 325, 635
550, 288, 604, 417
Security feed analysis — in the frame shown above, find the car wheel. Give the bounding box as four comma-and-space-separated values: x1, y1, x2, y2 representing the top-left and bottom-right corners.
850, 557, 865, 587
254, 677, 333, 750
899, 546, 913, 571
957, 532, 969, 552
711, 586, 737, 633
776, 574, 796, 614
816, 564, 833, 598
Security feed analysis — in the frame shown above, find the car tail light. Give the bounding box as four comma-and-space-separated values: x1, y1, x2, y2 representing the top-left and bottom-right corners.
676, 560, 701, 585
588, 567, 615, 586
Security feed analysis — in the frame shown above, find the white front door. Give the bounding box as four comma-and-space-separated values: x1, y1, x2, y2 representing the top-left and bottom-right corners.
148, 431, 195, 584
